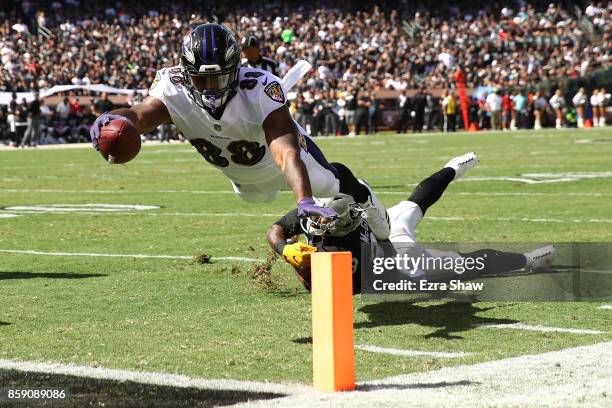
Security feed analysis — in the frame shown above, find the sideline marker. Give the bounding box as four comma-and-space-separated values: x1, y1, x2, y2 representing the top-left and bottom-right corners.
311, 251, 355, 392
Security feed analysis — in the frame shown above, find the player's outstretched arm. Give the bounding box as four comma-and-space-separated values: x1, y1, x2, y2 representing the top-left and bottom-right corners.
263, 105, 312, 202
263, 105, 337, 218
267, 224, 289, 255
90, 96, 171, 149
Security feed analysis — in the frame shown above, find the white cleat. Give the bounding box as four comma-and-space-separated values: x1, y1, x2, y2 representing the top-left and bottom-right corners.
445, 152, 479, 180
524, 245, 555, 271
357, 179, 390, 241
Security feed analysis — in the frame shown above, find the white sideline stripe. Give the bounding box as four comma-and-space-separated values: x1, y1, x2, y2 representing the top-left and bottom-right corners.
0, 249, 260, 262
0, 214, 21, 218
598, 304, 612, 310
236, 342, 612, 407
0, 359, 304, 395
355, 345, 471, 358
477, 323, 605, 334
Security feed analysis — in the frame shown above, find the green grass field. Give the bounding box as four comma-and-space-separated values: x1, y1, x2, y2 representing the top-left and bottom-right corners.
1, 129, 611, 385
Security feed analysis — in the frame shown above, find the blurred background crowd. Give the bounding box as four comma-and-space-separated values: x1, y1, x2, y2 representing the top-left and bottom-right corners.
0, 0, 610, 145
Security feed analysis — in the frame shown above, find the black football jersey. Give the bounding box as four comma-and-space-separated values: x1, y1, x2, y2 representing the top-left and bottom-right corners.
274, 209, 377, 292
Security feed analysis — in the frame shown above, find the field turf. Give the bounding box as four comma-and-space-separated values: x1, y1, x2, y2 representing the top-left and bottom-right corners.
1, 129, 611, 387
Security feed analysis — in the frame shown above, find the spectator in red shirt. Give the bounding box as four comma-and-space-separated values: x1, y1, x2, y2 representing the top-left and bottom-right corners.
68, 99, 82, 119
501, 92, 513, 131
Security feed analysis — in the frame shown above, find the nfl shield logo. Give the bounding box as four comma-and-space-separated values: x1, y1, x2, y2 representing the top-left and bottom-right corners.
214, 124, 222, 131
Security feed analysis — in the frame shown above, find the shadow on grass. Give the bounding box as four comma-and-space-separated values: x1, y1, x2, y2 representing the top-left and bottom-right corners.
357, 379, 477, 391
355, 302, 517, 340
0, 272, 106, 280
291, 302, 514, 345
0, 322, 10, 326
0, 369, 284, 407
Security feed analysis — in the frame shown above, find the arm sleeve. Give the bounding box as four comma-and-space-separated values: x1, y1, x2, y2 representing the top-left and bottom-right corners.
274, 209, 302, 237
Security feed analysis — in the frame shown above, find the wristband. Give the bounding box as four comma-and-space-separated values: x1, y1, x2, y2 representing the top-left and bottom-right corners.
274, 241, 287, 256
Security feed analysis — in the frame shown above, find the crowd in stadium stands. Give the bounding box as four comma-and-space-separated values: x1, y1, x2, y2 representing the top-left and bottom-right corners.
0, 0, 610, 144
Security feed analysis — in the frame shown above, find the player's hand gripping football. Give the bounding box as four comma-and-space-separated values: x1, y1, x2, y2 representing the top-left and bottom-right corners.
297, 197, 338, 219
282, 242, 318, 269
90, 112, 131, 150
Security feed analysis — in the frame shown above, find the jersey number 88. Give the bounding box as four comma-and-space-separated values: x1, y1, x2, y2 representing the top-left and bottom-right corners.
190, 138, 265, 167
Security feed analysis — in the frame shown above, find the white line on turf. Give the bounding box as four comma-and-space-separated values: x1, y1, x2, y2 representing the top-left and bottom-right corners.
0, 249, 261, 262
3, 189, 612, 198
4, 209, 612, 224
476, 323, 605, 334
355, 345, 471, 358
3, 211, 284, 217
0, 214, 21, 218
234, 342, 612, 407
0, 359, 306, 396
0, 188, 238, 194
4, 204, 160, 212
453, 191, 612, 197
598, 305, 612, 310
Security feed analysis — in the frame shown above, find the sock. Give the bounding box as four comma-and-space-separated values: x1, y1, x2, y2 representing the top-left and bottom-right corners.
407, 168, 455, 214
460, 249, 527, 277
331, 162, 370, 203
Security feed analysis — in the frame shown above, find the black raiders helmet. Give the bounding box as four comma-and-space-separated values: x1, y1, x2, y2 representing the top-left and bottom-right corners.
180, 23, 241, 115
301, 194, 364, 237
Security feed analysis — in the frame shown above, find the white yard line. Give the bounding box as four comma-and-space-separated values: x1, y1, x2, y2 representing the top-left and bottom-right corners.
0, 141, 190, 151
3, 189, 612, 198
2, 211, 283, 217
0, 249, 260, 262
0, 359, 305, 396
598, 305, 612, 310
5, 204, 160, 212
452, 191, 612, 197
0, 188, 238, 194
476, 323, 605, 335
234, 342, 612, 407
355, 345, 471, 358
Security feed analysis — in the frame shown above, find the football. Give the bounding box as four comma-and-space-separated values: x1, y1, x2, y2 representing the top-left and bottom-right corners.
98, 118, 141, 164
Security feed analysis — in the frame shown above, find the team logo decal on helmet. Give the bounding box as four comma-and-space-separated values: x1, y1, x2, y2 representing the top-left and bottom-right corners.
225, 33, 238, 61
264, 82, 285, 104
182, 35, 195, 64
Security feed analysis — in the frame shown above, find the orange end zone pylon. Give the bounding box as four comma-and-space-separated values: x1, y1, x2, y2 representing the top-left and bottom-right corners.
311, 251, 355, 392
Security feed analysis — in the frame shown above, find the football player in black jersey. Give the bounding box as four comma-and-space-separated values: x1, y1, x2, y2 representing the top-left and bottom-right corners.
267, 153, 555, 293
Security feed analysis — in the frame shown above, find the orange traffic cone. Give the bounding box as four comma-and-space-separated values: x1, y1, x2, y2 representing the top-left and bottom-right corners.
584, 119, 593, 128
468, 122, 478, 132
